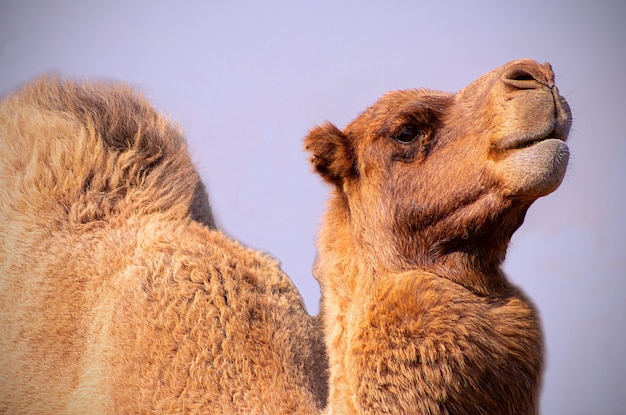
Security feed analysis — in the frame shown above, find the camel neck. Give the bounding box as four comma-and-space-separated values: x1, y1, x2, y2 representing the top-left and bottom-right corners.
315, 192, 530, 299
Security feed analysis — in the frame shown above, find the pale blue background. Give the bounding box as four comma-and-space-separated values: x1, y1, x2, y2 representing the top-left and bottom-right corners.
1, 1, 624, 413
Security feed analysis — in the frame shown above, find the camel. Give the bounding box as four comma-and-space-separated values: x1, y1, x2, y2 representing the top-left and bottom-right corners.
0, 76, 327, 414
305, 59, 571, 414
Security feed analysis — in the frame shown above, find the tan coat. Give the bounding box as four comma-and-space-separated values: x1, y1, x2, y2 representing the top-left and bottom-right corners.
0, 77, 327, 414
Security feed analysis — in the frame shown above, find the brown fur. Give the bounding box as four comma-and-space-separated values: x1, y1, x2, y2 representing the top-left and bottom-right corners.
0, 76, 327, 414
305, 59, 571, 414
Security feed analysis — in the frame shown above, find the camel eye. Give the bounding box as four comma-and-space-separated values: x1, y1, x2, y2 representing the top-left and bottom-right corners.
394, 126, 425, 144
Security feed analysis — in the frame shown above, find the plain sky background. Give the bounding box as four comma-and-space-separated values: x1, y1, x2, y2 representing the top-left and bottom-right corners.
1, 1, 624, 413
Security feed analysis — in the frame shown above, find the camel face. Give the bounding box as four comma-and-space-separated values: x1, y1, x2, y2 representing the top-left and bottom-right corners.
306, 59, 571, 270
338, 59, 571, 196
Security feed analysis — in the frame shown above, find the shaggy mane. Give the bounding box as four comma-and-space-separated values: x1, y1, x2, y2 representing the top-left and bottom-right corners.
0, 75, 213, 228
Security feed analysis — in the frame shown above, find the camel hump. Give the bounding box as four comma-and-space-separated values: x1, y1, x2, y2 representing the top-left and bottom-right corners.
0, 75, 214, 228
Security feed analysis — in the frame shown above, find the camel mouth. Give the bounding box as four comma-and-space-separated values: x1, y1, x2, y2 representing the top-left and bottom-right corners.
511, 135, 561, 150
500, 128, 566, 152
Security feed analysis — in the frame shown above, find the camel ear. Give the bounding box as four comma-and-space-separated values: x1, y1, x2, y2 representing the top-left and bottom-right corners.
304, 122, 356, 186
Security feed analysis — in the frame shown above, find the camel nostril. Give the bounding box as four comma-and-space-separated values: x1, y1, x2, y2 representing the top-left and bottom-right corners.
502, 64, 548, 90
507, 69, 536, 82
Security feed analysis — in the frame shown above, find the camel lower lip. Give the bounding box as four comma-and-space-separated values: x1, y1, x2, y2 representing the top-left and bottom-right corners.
496, 138, 570, 197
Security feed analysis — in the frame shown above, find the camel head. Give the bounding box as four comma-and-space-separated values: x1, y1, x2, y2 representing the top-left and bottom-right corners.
305, 59, 572, 279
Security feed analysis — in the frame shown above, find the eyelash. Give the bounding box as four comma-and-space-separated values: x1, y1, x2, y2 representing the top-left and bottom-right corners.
393, 125, 427, 144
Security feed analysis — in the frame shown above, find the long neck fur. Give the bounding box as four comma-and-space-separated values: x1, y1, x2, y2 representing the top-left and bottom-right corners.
315, 186, 533, 411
